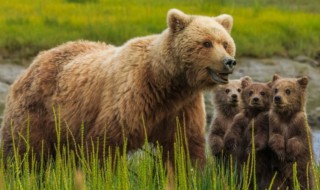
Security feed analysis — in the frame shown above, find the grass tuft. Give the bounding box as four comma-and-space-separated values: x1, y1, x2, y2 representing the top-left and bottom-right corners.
0, 115, 319, 189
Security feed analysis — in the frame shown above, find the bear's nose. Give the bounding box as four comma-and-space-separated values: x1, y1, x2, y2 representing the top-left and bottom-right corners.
231, 94, 238, 99
253, 97, 259, 102
274, 96, 282, 103
223, 58, 236, 70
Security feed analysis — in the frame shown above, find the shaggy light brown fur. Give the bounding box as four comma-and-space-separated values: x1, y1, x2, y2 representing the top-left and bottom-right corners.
0, 9, 236, 169
268, 74, 313, 190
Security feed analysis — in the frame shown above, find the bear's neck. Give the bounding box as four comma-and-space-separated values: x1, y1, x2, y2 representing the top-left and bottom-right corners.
215, 103, 240, 119
244, 106, 268, 119
145, 31, 199, 104
272, 105, 304, 120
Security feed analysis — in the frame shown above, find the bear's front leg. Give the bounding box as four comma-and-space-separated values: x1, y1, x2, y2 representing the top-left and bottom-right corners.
269, 116, 286, 161
208, 119, 225, 156
269, 134, 285, 161
286, 137, 304, 162
182, 95, 207, 168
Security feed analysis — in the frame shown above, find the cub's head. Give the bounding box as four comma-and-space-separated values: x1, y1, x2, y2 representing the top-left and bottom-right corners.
241, 79, 272, 113
271, 74, 308, 114
167, 9, 236, 88
214, 76, 251, 108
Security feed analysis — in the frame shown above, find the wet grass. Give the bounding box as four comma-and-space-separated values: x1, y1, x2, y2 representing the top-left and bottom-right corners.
0, 0, 319, 60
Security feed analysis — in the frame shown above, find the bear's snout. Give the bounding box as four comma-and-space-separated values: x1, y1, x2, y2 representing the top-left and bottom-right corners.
223, 58, 236, 71
252, 96, 260, 102
274, 96, 282, 104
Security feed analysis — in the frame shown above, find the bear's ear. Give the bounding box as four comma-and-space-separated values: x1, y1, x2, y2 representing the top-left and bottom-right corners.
266, 81, 273, 88
215, 14, 233, 33
167, 9, 190, 33
241, 76, 252, 89
272, 74, 281, 82
297, 76, 309, 89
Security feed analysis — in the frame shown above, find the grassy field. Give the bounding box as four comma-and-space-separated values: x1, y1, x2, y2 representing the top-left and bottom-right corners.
1, 1, 320, 189
0, 0, 320, 61
0, 122, 319, 190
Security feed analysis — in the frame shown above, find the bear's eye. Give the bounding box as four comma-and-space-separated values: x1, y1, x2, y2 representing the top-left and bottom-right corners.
237, 88, 241, 93
260, 91, 265, 96
274, 88, 278, 93
203, 41, 213, 48
225, 89, 230, 94
223, 42, 228, 50
285, 89, 291, 95
249, 91, 254, 96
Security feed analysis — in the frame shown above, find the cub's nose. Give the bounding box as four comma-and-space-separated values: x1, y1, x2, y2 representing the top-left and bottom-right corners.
231, 94, 238, 99
223, 58, 236, 70
253, 97, 259, 102
274, 96, 282, 103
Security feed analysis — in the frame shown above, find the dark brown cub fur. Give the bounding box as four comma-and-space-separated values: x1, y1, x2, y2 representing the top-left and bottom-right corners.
268, 74, 313, 190
209, 77, 250, 158
224, 78, 273, 189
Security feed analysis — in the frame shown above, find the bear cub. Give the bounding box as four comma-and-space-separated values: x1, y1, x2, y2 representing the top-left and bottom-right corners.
268, 74, 313, 190
208, 76, 250, 157
224, 78, 273, 189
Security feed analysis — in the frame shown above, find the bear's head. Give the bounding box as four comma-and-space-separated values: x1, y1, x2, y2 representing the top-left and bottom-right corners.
214, 76, 251, 108
241, 79, 272, 114
271, 74, 309, 114
167, 9, 236, 88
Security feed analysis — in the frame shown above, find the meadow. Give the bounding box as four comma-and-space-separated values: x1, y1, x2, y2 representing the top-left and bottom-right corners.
0, 120, 319, 190
0, 0, 320, 61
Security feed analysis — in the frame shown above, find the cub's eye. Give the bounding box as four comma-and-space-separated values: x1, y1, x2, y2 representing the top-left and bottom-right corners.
223, 42, 228, 50
285, 89, 291, 95
203, 41, 213, 48
225, 89, 230, 94
237, 88, 241, 93
274, 88, 278, 93
260, 91, 265, 96
249, 91, 253, 96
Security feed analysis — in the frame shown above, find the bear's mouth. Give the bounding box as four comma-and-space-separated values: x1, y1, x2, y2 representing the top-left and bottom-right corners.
274, 103, 285, 108
250, 102, 262, 108
230, 101, 239, 107
207, 68, 229, 84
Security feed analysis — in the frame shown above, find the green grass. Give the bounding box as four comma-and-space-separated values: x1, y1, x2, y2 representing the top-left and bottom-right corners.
0, 118, 319, 190
0, 0, 319, 60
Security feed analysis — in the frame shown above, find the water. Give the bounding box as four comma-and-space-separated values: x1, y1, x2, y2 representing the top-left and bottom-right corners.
313, 129, 320, 164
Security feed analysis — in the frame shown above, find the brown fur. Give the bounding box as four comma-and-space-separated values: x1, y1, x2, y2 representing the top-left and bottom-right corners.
268, 74, 313, 190
208, 77, 250, 157
0, 9, 236, 169
224, 79, 274, 189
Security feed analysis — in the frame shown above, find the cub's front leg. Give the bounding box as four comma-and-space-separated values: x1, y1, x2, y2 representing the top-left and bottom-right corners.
209, 119, 226, 155
286, 112, 311, 162
269, 115, 285, 161
224, 113, 247, 154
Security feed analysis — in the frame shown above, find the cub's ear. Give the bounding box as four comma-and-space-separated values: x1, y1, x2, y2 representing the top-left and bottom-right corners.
266, 81, 273, 88
215, 14, 233, 33
297, 76, 309, 89
272, 74, 281, 82
167, 9, 190, 33
241, 76, 252, 89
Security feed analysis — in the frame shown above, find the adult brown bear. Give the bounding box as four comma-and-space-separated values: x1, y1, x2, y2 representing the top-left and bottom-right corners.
1, 9, 236, 169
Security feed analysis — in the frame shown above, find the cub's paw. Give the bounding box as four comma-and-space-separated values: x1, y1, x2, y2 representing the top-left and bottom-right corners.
211, 143, 223, 155
224, 138, 236, 153
246, 146, 252, 154
275, 150, 286, 162
285, 153, 296, 163
254, 141, 265, 152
